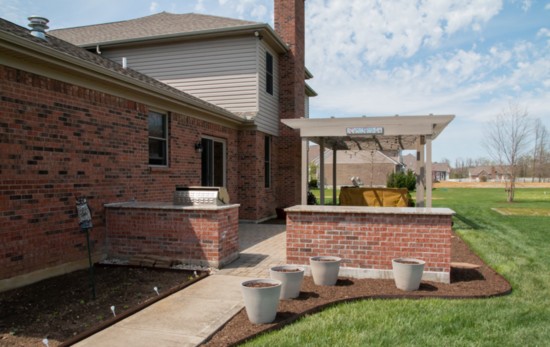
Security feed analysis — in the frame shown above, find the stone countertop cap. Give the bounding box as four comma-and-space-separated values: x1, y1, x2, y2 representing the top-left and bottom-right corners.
284, 205, 455, 215
104, 201, 240, 211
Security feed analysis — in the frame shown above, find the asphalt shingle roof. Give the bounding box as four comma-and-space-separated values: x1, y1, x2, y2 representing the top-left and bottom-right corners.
49, 12, 261, 46
0, 17, 238, 120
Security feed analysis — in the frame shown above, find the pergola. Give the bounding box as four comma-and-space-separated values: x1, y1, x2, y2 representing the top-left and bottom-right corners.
282, 114, 455, 207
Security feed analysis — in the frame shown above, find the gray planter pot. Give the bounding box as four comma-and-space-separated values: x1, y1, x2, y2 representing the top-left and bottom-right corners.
240, 279, 281, 324
392, 258, 425, 291
309, 256, 341, 286
270, 265, 305, 299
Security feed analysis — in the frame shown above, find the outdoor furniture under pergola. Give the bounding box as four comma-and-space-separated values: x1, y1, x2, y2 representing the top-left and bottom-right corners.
282, 114, 455, 207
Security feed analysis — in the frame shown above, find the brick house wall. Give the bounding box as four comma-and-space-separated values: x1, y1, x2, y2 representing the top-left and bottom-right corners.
0, 65, 244, 281
286, 207, 453, 283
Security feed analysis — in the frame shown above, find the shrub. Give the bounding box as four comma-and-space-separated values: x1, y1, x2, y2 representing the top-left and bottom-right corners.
387, 170, 416, 191
308, 179, 318, 188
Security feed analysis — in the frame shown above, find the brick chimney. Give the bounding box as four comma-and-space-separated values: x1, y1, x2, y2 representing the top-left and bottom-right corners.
275, 0, 306, 207
275, 0, 305, 121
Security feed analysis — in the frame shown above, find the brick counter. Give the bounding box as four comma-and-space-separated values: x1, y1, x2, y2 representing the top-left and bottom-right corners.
105, 202, 240, 268
285, 205, 454, 283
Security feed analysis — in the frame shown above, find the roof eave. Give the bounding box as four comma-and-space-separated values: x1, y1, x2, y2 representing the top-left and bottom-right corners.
305, 82, 318, 97
78, 24, 289, 54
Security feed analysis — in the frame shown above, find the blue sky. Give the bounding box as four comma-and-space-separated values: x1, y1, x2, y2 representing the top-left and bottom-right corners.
2, 0, 549, 164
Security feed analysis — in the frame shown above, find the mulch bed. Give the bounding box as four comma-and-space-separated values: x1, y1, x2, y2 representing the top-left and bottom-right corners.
0, 233, 511, 347
202, 233, 511, 346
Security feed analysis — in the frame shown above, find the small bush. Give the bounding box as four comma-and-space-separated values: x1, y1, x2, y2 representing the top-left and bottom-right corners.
308, 179, 318, 188
387, 170, 416, 191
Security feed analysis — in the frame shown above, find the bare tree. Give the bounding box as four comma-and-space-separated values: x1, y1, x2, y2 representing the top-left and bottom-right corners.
532, 118, 548, 182
484, 102, 532, 202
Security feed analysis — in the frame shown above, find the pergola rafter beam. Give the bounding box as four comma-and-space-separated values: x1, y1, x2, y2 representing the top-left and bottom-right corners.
282, 114, 455, 207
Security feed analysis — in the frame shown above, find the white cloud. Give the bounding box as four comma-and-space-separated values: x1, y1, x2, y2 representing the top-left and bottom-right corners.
194, 0, 206, 12
149, 1, 158, 13
306, 0, 502, 70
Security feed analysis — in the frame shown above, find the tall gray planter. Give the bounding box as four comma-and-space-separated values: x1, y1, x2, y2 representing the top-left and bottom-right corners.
309, 256, 341, 286
392, 258, 425, 291
240, 279, 281, 324
270, 265, 305, 299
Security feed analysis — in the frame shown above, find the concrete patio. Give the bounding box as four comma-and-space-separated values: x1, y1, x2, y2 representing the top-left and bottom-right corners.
74, 222, 286, 347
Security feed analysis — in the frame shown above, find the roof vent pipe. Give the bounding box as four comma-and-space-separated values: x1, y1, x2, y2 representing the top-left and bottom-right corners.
28, 16, 49, 40
122, 57, 127, 69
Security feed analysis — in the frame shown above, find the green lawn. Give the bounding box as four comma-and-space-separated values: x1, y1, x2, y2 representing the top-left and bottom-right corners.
245, 188, 550, 346
309, 188, 339, 205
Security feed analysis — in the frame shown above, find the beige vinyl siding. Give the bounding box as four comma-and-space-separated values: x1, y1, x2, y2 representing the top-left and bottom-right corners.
256, 42, 280, 136
101, 37, 259, 113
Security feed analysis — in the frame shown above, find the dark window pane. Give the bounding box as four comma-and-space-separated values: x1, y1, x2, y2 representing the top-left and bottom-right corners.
149, 139, 166, 165
266, 74, 273, 95
266, 52, 273, 73
148, 112, 165, 138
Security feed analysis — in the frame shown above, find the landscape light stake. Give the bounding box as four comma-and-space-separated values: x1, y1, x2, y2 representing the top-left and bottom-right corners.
84, 227, 96, 300
76, 197, 96, 300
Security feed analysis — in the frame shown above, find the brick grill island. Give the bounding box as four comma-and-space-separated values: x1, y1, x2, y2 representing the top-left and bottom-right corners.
104, 188, 240, 268
285, 205, 455, 283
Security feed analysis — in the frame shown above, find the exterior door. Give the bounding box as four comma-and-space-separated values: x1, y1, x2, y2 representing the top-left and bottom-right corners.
201, 137, 225, 187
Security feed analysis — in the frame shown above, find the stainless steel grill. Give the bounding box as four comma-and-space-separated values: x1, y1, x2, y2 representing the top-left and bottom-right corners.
173, 186, 229, 206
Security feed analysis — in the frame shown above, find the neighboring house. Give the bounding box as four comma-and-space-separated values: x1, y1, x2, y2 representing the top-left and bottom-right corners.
402, 153, 451, 181
309, 146, 402, 187
0, 0, 310, 288
432, 162, 451, 181
469, 166, 510, 182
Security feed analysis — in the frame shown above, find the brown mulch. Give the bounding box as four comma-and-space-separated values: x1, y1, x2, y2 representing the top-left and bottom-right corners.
0, 233, 511, 347
202, 233, 511, 346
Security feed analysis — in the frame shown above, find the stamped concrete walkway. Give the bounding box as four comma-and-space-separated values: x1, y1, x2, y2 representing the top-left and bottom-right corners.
75, 222, 286, 347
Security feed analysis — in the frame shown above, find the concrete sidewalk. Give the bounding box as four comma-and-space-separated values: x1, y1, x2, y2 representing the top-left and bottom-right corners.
75, 223, 286, 347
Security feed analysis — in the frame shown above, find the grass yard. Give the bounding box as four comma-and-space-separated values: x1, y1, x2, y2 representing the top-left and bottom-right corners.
310, 188, 340, 205
245, 188, 550, 346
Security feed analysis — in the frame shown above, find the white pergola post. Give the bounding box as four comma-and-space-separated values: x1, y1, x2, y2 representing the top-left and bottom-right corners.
416, 136, 425, 207
319, 138, 325, 205
332, 146, 337, 205
301, 138, 308, 205
426, 136, 433, 207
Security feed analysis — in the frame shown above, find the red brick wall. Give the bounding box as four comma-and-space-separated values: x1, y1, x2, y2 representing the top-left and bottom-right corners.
286, 210, 452, 274
0, 65, 245, 280
105, 205, 239, 267
275, 0, 305, 207
237, 130, 278, 220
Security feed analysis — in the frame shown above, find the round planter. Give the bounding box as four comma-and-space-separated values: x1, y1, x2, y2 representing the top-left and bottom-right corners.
392, 258, 425, 291
309, 256, 341, 286
270, 265, 305, 299
240, 279, 282, 324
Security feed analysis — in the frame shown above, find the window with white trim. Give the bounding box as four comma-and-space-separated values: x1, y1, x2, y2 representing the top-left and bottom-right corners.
148, 111, 168, 166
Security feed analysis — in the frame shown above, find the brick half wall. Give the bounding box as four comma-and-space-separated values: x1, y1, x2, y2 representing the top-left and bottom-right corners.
105, 203, 240, 268
285, 206, 454, 283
